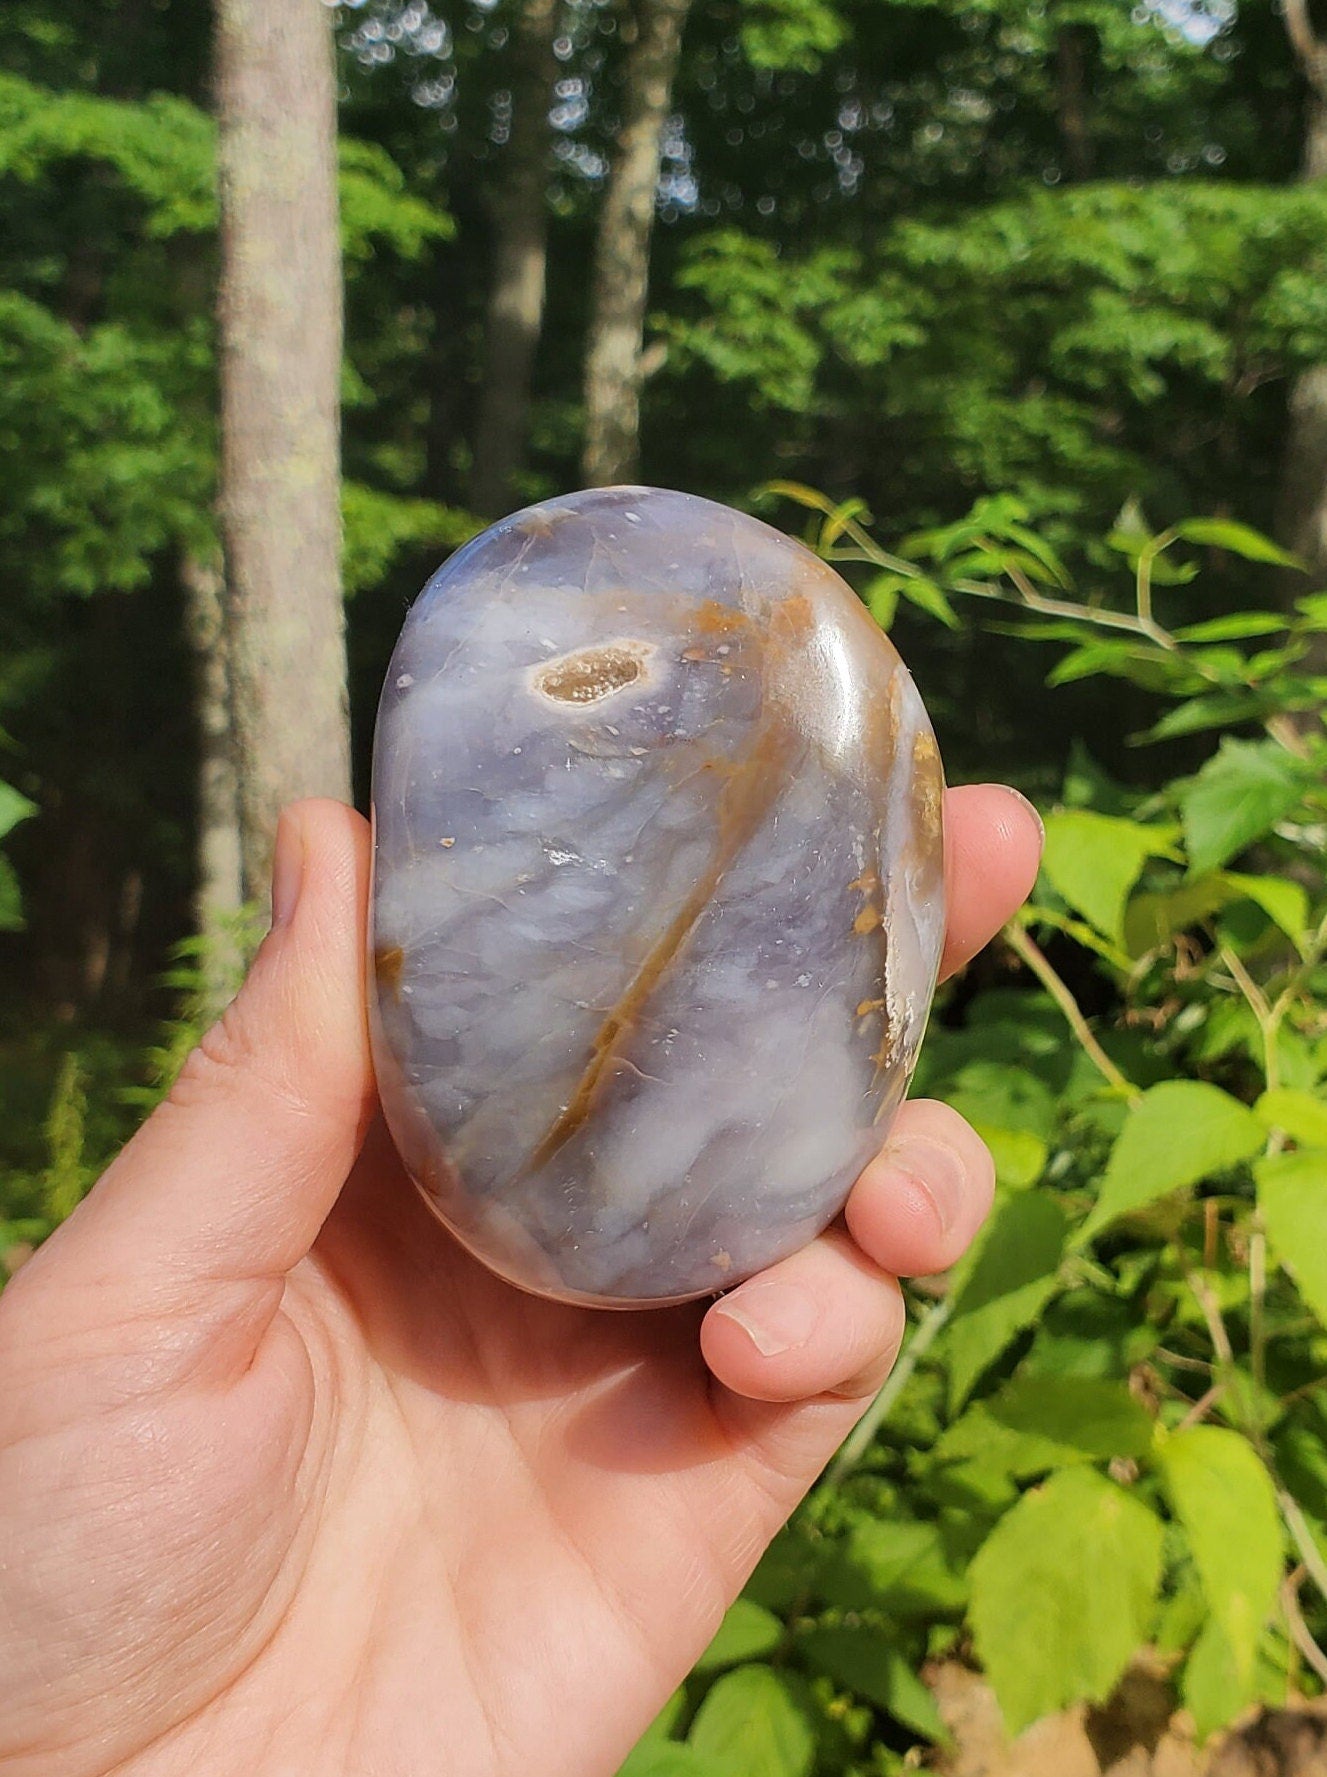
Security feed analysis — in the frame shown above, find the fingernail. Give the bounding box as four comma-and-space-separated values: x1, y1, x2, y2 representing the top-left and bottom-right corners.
1004, 786, 1045, 845
887, 1136, 969, 1237
270, 815, 304, 930
714, 1282, 819, 1357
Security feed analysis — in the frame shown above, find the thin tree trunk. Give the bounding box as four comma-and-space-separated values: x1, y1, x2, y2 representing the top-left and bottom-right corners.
1054, 24, 1094, 183
215, 0, 350, 903
581, 0, 692, 488
470, 0, 561, 518
181, 550, 245, 1011
1277, 0, 1327, 600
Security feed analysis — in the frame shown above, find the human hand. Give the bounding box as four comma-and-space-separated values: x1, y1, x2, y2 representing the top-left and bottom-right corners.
0, 787, 1040, 1777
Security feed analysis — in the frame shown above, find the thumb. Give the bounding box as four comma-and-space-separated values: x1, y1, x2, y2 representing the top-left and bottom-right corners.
45, 799, 375, 1302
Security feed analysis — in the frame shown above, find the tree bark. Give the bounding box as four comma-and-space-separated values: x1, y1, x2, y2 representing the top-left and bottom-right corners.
181, 550, 245, 1011
215, 0, 350, 904
1054, 24, 1094, 183
1277, 0, 1327, 596
469, 0, 561, 518
581, 0, 692, 488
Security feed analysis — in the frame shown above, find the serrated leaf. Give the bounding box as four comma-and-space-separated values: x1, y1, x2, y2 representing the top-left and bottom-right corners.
800, 1626, 946, 1742
1157, 1427, 1281, 1693
688, 1666, 817, 1777
1255, 1090, 1327, 1149
1258, 1149, 1327, 1327
1040, 811, 1177, 943
946, 1194, 1067, 1411
1078, 1081, 1263, 1244
1179, 740, 1312, 874
969, 1468, 1163, 1733
1172, 518, 1302, 568
694, 1599, 783, 1673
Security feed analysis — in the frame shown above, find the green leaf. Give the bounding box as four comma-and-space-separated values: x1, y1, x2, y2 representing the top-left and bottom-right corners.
1040, 811, 1177, 943
619, 1744, 724, 1777
985, 1376, 1154, 1461
944, 1061, 1055, 1187
0, 781, 35, 843
934, 1378, 1153, 1479
694, 1599, 784, 1673
821, 1520, 944, 1613
1078, 1081, 1263, 1244
1123, 869, 1309, 955
1123, 872, 1234, 956
1221, 873, 1310, 946
0, 853, 24, 931
1258, 1149, 1327, 1327
1182, 1618, 1243, 1741
1179, 740, 1312, 874
946, 1194, 1067, 1411
688, 1666, 817, 1777
898, 573, 960, 628
969, 1468, 1163, 1733
1172, 518, 1303, 569
1157, 1427, 1281, 1693
799, 1626, 946, 1742
1134, 693, 1279, 744
863, 572, 900, 630
1173, 613, 1289, 642
1255, 1090, 1327, 1149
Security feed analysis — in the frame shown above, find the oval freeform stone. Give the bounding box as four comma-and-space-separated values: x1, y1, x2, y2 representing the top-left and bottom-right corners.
369, 487, 946, 1308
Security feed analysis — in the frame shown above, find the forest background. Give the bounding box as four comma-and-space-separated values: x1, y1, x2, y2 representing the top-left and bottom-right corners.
3, 0, 1327, 1771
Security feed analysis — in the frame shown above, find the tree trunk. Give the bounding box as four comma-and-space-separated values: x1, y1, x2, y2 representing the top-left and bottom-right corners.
1277, 2, 1327, 601
181, 550, 245, 1011
469, 0, 561, 518
215, 0, 350, 904
1054, 24, 1094, 183
581, 0, 692, 488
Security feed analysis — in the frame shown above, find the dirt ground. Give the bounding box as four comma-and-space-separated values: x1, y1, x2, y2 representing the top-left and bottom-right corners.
926, 1661, 1327, 1777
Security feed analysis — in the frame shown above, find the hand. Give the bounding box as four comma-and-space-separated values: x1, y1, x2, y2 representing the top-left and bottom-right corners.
0, 787, 1041, 1777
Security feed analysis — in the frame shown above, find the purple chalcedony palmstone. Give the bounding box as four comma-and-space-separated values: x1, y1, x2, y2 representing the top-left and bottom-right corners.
369, 486, 946, 1308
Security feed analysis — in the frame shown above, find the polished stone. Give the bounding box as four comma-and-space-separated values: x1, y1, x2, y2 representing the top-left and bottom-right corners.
369, 487, 945, 1308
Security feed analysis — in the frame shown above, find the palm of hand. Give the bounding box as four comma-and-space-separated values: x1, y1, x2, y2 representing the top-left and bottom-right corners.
4, 1130, 814, 1777
0, 792, 1038, 1777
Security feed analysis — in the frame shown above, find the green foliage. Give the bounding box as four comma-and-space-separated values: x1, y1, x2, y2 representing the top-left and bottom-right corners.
1158, 1427, 1282, 1697
0, 779, 35, 930
631, 496, 1327, 1767
1078, 1081, 1265, 1243
687, 1666, 818, 1777
969, 1467, 1164, 1732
